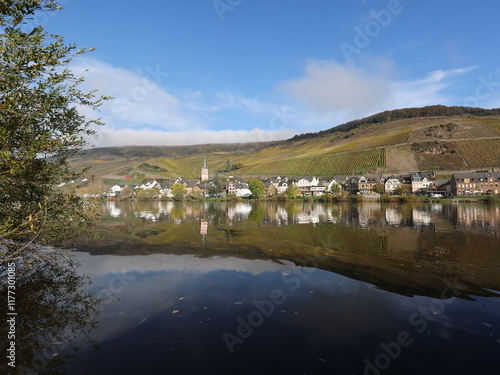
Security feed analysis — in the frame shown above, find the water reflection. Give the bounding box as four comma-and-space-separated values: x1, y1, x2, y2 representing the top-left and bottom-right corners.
90, 201, 500, 299
104, 199, 500, 232
0, 254, 100, 375
67, 201, 500, 375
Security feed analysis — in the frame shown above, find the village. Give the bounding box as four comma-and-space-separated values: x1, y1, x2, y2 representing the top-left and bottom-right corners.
86, 158, 500, 199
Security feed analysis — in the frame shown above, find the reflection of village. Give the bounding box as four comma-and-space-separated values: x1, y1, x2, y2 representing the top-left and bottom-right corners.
96, 200, 500, 299
100, 171, 500, 199
104, 200, 500, 231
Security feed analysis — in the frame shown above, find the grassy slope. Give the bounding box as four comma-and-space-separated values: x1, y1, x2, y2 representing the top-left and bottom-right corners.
71, 115, 500, 183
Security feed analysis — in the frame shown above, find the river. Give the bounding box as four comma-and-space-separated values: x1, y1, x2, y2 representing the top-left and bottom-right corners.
15, 200, 500, 374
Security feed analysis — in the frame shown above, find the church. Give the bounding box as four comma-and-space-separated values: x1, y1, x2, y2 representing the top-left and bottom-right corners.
201, 157, 208, 181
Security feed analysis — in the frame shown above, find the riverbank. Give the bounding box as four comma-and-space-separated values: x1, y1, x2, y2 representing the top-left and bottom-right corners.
97, 194, 500, 204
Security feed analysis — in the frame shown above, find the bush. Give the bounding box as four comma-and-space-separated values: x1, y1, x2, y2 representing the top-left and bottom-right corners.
485, 195, 500, 204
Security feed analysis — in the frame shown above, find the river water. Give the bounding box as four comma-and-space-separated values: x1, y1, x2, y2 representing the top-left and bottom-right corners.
18, 200, 500, 374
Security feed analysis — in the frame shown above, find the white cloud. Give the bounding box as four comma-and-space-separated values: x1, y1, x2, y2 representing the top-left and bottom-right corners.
281, 59, 478, 126
78, 253, 293, 277
280, 59, 389, 117
86, 126, 296, 147
71, 58, 195, 131
389, 66, 478, 109
71, 58, 297, 146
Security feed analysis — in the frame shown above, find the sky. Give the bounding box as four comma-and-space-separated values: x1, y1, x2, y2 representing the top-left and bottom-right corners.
34, 0, 500, 147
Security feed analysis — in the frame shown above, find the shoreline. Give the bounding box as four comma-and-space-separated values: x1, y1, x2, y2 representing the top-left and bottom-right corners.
90, 195, 500, 204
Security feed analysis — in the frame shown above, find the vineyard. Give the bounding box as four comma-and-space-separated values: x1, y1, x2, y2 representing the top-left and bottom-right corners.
456, 138, 500, 168
144, 158, 197, 179
238, 148, 386, 176
369, 130, 411, 147
305, 148, 386, 175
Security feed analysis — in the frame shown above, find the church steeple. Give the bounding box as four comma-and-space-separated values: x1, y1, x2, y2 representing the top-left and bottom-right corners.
201, 157, 208, 181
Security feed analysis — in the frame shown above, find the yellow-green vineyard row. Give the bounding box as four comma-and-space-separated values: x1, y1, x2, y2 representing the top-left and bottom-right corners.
238, 148, 386, 176
456, 138, 500, 168
368, 131, 411, 148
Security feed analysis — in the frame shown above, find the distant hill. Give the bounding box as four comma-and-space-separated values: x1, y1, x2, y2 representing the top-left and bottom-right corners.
290, 105, 500, 141
70, 105, 500, 186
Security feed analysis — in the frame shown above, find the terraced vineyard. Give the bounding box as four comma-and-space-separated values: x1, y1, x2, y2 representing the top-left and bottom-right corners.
305, 148, 386, 175
238, 148, 386, 176
238, 157, 313, 176
457, 138, 500, 168
143, 158, 197, 179
369, 131, 411, 147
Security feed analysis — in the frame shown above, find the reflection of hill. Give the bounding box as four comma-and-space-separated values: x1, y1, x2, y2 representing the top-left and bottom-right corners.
78, 210, 500, 301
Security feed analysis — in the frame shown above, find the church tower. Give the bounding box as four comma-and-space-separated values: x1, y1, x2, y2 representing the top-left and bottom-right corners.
201, 157, 208, 181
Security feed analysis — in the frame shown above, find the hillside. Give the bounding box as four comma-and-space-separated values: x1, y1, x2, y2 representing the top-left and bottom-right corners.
69, 106, 500, 185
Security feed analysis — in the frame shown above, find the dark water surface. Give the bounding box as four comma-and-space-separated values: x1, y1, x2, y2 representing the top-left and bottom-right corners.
43, 201, 500, 373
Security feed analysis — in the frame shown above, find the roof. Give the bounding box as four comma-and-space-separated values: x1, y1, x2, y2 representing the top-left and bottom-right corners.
453, 172, 500, 182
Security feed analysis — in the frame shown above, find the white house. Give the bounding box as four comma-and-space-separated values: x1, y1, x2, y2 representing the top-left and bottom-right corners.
385, 177, 402, 194
276, 181, 290, 194
294, 177, 320, 196
107, 184, 126, 198
325, 179, 342, 194
411, 174, 430, 192
295, 176, 319, 188
235, 182, 252, 197
139, 180, 162, 190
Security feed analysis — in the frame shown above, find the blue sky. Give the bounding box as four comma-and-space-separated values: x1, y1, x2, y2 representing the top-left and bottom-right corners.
36, 0, 500, 146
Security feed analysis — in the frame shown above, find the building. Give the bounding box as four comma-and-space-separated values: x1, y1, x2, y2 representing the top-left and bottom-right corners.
411, 172, 435, 192
358, 174, 385, 194
106, 184, 126, 198
234, 181, 252, 197
451, 172, 500, 195
294, 176, 320, 196
344, 177, 360, 194
201, 157, 209, 181
385, 176, 402, 194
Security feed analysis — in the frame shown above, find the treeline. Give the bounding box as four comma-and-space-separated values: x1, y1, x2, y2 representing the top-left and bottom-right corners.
290, 105, 500, 142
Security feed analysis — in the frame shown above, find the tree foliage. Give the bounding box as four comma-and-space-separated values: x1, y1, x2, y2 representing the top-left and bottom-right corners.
0, 1, 106, 261
329, 182, 341, 194
135, 186, 160, 199
248, 179, 265, 198
285, 184, 301, 199
208, 175, 223, 197
372, 183, 385, 194
171, 183, 186, 200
